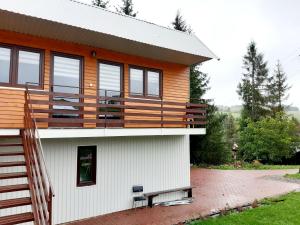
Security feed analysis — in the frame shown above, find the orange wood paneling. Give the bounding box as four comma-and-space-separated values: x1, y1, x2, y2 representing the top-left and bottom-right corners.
0, 29, 189, 128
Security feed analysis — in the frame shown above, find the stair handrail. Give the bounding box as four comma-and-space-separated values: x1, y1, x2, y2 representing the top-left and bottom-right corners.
24, 85, 54, 225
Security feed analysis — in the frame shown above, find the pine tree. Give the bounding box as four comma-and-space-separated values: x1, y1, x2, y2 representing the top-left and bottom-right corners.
172, 11, 192, 33
267, 61, 291, 115
173, 13, 230, 164
92, 0, 109, 8
116, 0, 137, 17
190, 65, 209, 100
238, 41, 269, 122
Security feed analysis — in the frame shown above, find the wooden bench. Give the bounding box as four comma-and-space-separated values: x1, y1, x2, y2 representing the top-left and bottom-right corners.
144, 186, 193, 207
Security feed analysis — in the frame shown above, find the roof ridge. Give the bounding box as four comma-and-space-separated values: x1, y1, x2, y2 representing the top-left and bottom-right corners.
68, 0, 194, 37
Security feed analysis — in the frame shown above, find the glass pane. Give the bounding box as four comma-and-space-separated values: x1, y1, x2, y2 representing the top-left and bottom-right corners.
99, 63, 121, 97
17, 50, 40, 85
78, 146, 96, 183
53, 56, 80, 94
99, 63, 122, 121
147, 71, 160, 97
0, 47, 11, 83
130, 68, 143, 95
53, 56, 81, 118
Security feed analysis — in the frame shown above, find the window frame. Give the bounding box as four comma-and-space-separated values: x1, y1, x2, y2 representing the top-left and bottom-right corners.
77, 145, 97, 187
50, 52, 84, 127
50, 51, 84, 93
0, 43, 44, 89
129, 65, 162, 99
97, 59, 124, 97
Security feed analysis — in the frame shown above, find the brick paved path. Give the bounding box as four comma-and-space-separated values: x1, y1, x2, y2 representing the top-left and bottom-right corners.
67, 169, 300, 225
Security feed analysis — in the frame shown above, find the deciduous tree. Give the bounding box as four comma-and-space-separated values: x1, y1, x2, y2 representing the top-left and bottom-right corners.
239, 113, 299, 163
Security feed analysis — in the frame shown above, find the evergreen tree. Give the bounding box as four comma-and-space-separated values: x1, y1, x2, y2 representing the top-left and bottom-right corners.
190, 65, 209, 100
267, 61, 291, 115
92, 0, 109, 8
224, 114, 238, 151
237, 42, 269, 123
173, 13, 230, 165
116, 0, 137, 17
189, 66, 230, 165
172, 11, 191, 33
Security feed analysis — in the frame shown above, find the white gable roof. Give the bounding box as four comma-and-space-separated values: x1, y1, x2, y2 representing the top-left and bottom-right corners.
0, 0, 218, 65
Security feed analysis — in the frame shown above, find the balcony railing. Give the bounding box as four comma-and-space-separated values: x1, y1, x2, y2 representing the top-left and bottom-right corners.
25, 85, 207, 129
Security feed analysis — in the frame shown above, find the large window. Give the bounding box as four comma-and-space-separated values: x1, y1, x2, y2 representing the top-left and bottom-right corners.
18, 50, 41, 85
129, 66, 161, 98
0, 44, 43, 88
0, 47, 11, 83
77, 146, 97, 187
51, 53, 83, 119
52, 54, 82, 94
99, 61, 123, 97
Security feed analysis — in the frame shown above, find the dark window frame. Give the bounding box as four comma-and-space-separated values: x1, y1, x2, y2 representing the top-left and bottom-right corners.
77, 145, 97, 187
50, 51, 85, 127
0, 43, 44, 89
50, 51, 84, 93
97, 59, 124, 97
129, 65, 162, 99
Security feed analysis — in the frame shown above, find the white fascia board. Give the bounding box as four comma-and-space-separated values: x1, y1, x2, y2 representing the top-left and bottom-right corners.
38, 128, 206, 139
0, 129, 20, 136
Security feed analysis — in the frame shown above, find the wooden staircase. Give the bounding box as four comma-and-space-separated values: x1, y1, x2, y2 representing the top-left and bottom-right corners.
0, 135, 34, 224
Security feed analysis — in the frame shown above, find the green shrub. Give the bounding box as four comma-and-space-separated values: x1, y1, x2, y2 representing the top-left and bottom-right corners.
239, 113, 300, 163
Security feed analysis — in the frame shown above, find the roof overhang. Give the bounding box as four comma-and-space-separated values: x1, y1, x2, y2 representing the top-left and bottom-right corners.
0, 0, 218, 65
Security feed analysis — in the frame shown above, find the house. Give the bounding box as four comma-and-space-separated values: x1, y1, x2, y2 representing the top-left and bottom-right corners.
0, 0, 217, 224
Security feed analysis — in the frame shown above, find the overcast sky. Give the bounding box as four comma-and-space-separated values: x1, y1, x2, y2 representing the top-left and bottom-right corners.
80, 0, 300, 107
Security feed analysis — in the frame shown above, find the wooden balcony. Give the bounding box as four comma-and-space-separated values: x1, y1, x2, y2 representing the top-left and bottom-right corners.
25, 85, 207, 129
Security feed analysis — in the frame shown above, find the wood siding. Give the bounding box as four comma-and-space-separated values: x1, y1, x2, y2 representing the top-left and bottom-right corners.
0, 29, 189, 128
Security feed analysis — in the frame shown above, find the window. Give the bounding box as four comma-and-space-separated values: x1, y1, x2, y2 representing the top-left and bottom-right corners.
17, 50, 41, 85
129, 68, 144, 96
129, 66, 161, 98
0, 47, 11, 83
77, 146, 97, 186
147, 71, 160, 97
52, 54, 82, 94
51, 54, 83, 119
99, 61, 123, 97
0, 44, 43, 88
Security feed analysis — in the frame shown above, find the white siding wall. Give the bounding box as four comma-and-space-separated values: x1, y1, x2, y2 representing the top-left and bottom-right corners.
42, 135, 190, 224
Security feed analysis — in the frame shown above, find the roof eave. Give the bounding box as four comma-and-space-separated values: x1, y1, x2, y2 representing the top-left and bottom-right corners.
0, 9, 214, 66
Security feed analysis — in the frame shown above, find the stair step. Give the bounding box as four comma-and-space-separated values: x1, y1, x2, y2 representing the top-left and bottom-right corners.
0, 161, 26, 167
0, 135, 21, 139
0, 151, 24, 156
0, 184, 29, 193
0, 212, 34, 225
0, 172, 27, 180
0, 197, 32, 209
0, 143, 23, 147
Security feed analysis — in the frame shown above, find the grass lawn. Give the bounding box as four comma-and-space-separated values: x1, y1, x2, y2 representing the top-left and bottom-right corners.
189, 192, 300, 225
284, 173, 300, 179
207, 164, 300, 170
